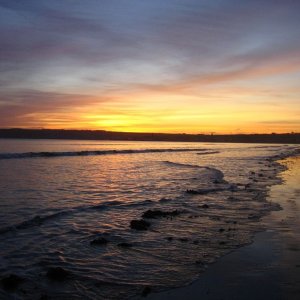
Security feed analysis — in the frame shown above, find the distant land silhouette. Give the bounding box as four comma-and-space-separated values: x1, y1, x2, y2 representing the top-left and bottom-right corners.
0, 128, 299, 144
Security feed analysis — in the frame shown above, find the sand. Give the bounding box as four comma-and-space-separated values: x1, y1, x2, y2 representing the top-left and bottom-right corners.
139, 156, 300, 300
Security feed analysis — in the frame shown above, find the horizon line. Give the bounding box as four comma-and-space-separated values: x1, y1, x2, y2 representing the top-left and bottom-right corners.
0, 128, 299, 136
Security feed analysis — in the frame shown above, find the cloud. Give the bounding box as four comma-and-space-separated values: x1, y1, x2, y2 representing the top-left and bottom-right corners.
0, 0, 300, 132
259, 120, 300, 125
133, 52, 300, 95
0, 89, 109, 127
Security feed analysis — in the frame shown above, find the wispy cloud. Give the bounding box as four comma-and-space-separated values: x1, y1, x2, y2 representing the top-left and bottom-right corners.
0, 89, 110, 127
0, 0, 299, 132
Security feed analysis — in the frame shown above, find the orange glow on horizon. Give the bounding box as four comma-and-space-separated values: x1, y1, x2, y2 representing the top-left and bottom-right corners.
3, 58, 300, 134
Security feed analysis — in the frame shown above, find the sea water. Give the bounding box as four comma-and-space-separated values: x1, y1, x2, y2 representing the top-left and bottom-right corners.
0, 139, 299, 299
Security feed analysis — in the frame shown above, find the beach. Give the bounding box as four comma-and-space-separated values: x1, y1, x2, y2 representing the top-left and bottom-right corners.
141, 156, 300, 300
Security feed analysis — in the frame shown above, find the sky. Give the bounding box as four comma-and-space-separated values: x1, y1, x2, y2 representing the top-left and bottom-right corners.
0, 0, 299, 134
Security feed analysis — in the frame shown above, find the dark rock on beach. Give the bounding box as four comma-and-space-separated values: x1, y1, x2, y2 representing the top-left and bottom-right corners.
201, 204, 209, 209
130, 219, 151, 230
159, 197, 172, 203
46, 267, 70, 281
248, 214, 260, 220
1, 274, 23, 291
142, 286, 152, 297
142, 209, 180, 219
186, 189, 200, 194
90, 237, 109, 246
117, 242, 133, 248
179, 238, 189, 242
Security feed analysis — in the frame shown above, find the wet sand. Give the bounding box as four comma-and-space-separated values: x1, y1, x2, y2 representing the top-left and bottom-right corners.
142, 156, 300, 300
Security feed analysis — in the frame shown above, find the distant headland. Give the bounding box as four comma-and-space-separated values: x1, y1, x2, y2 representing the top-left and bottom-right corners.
0, 128, 299, 144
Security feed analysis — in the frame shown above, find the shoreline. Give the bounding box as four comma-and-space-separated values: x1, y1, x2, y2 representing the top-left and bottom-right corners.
1, 129, 299, 144
138, 155, 300, 300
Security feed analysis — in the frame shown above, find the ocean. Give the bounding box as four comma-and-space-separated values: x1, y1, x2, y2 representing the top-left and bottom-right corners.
0, 139, 299, 299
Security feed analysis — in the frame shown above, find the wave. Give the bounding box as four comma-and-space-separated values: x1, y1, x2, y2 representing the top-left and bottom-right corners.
162, 161, 204, 169
0, 148, 211, 160
186, 184, 238, 195
162, 161, 225, 181
252, 145, 283, 149
0, 199, 153, 235
196, 151, 220, 155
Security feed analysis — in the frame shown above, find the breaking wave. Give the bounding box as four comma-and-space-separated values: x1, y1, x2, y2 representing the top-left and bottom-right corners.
0, 199, 154, 235
196, 151, 220, 155
162, 161, 204, 169
162, 161, 225, 182
0, 148, 211, 160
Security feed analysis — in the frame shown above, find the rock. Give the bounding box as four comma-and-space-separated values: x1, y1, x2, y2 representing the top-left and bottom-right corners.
117, 242, 133, 248
213, 179, 223, 184
248, 214, 260, 220
46, 267, 70, 281
142, 286, 152, 297
201, 204, 209, 209
142, 209, 180, 219
130, 219, 151, 230
166, 237, 173, 241
21, 288, 27, 295
159, 197, 172, 203
1, 274, 23, 290
189, 215, 198, 219
219, 228, 225, 232
193, 240, 199, 245
90, 237, 109, 246
186, 189, 199, 194
179, 238, 189, 242
229, 184, 238, 191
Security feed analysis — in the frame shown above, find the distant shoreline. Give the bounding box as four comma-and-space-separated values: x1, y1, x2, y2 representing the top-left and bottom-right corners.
0, 129, 299, 144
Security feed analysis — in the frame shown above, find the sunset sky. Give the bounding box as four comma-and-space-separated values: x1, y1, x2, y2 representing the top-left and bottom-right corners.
0, 0, 299, 133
